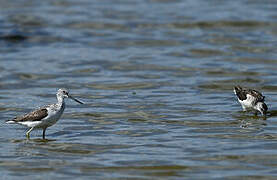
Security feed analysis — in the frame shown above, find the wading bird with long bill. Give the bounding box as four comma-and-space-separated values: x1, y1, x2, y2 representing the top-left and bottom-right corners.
6, 88, 84, 139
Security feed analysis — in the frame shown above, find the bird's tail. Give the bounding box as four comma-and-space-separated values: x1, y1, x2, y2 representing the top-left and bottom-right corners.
6, 120, 16, 124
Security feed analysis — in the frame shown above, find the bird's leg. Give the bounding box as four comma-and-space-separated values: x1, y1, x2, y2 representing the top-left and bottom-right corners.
26, 127, 34, 139
242, 106, 247, 112
254, 111, 258, 116
42, 128, 47, 139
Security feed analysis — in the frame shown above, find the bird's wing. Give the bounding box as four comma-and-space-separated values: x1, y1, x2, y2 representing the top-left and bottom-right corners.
11, 108, 48, 122
234, 86, 265, 102
248, 89, 265, 102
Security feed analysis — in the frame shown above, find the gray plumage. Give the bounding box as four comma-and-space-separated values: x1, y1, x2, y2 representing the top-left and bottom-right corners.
6, 88, 83, 139
9, 108, 48, 123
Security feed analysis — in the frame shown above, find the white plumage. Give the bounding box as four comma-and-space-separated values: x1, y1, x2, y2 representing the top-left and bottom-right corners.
6, 88, 83, 139
234, 86, 268, 116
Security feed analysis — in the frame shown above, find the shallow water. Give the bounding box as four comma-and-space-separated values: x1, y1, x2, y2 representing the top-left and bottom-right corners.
1, 0, 277, 179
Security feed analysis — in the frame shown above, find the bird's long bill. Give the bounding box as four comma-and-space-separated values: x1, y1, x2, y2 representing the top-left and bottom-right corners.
69, 95, 84, 104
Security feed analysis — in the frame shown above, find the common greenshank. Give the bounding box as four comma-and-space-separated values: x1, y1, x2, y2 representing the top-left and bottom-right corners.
6, 88, 84, 139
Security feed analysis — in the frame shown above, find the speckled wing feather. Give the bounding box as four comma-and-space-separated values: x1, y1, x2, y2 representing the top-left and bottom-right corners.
234, 86, 265, 103
11, 108, 48, 122
247, 89, 265, 102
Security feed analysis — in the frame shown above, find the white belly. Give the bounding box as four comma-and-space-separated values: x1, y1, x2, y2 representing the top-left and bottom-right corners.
238, 94, 256, 110
20, 104, 65, 129
40, 106, 65, 128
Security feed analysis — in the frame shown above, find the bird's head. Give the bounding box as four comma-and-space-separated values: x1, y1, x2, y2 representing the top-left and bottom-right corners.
57, 88, 69, 98
57, 88, 84, 104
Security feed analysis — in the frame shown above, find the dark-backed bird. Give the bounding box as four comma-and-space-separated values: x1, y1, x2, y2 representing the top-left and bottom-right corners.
6, 88, 84, 139
233, 86, 267, 116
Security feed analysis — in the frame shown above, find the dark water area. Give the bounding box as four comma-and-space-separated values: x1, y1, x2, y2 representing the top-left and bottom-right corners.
1, 0, 277, 179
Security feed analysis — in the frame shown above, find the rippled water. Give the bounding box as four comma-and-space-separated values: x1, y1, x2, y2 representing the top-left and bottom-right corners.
1, 0, 277, 179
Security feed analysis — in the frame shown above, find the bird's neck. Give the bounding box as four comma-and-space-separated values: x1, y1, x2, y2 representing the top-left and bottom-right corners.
57, 95, 65, 106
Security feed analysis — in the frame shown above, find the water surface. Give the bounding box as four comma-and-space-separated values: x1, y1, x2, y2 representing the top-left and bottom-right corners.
1, 0, 277, 179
